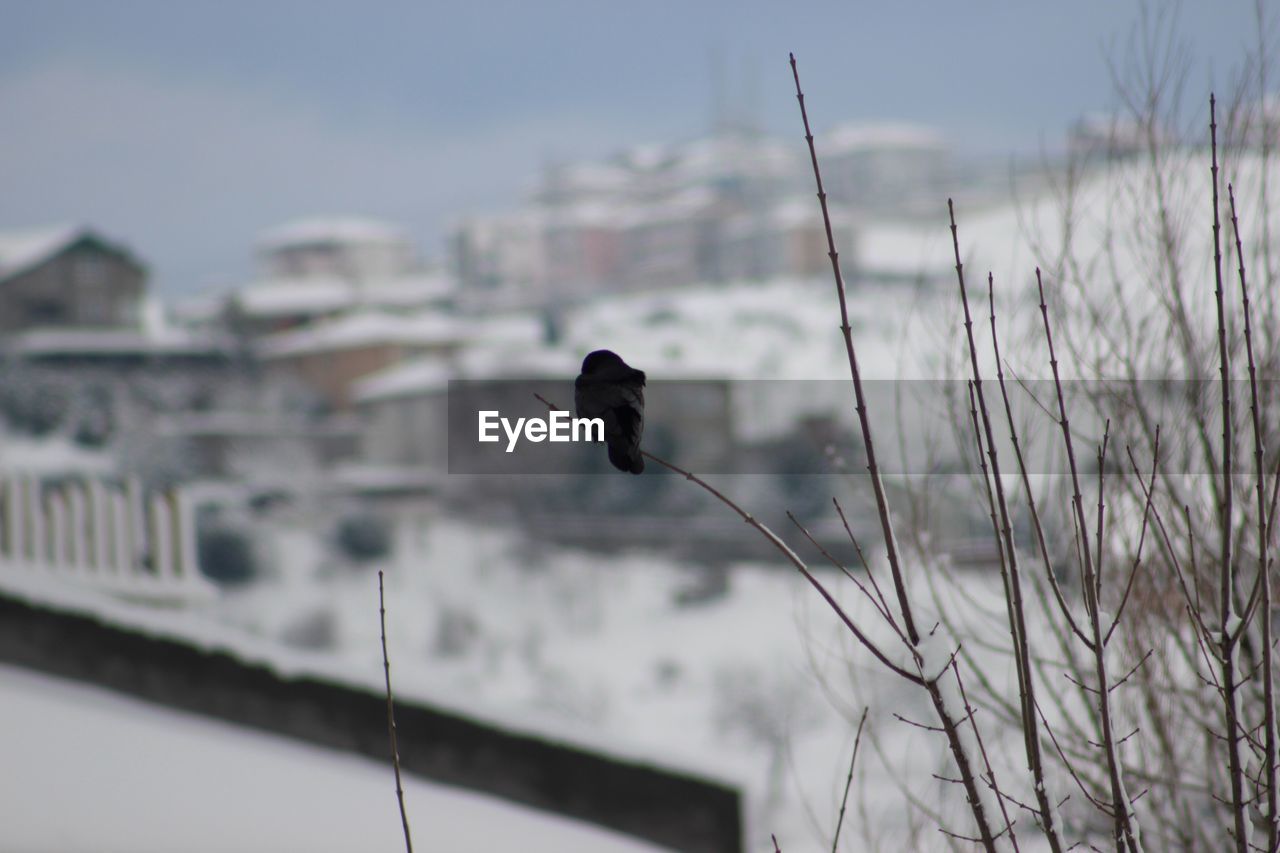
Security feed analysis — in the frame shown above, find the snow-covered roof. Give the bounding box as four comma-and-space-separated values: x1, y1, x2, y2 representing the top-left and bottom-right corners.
1068, 112, 1170, 150
7, 327, 229, 358
544, 161, 634, 196
257, 309, 466, 359
671, 134, 800, 181
456, 344, 580, 380
543, 201, 629, 230
352, 344, 580, 404
234, 278, 354, 317
561, 275, 947, 384
256, 217, 410, 251
857, 219, 956, 279
818, 122, 946, 154
617, 143, 671, 171
351, 356, 455, 402
0, 225, 93, 281
360, 273, 455, 305
724, 197, 854, 234
622, 186, 719, 228
233, 274, 454, 319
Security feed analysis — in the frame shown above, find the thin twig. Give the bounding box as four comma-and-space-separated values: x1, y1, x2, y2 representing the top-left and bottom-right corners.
788, 512, 909, 647
833, 498, 897, 631
537, 392, 924, 683
790, 52, 918, 647
1228, 179, 1277, 851
1209, 93, 1249, 853
1038, 269, 1139, 851
379, 570, 414, 853
1103, 432, 1160, 646
791, 53, 997, 849
831, 708, 869, 853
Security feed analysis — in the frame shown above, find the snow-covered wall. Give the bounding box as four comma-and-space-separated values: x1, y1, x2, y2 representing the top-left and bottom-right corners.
0, 587, 742, 853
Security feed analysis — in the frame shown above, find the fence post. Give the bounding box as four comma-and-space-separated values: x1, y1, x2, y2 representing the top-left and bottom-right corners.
125, 478, 144, 576
27, 475, 46, 566
149, 495, 174, 579
48, 491, 68, 569
111, 488, 129, 578
88, 479, 109, 573
7, 476, 25, 562
172, 489, 199, 583
67, 483, 87, 570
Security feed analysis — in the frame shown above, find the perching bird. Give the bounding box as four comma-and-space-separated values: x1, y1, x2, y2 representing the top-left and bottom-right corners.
574, 349, 646, 474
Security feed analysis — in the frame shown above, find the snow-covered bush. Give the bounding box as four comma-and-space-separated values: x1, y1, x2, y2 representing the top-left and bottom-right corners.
334, 512, 393, 563
197, 524, 260, 585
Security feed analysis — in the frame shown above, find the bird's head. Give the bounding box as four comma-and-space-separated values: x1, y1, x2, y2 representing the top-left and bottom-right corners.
580, 349, 625, 374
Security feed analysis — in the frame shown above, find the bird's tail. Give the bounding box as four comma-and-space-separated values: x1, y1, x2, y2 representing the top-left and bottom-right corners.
608, 444, 644, 475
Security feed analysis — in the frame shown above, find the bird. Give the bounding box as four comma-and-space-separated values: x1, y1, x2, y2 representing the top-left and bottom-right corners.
574, 349, 646, 474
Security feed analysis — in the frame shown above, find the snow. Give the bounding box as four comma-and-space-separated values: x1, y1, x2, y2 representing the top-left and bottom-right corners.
0, 505, 1045, 851
256, 309, 465, 359
858, 218, 957, 279
0, 430, 117, 476
256, 216, 410, 250
670, 135, 801, 183
0, 224, 82, 280
9, 132, 1273, 851
8, 326, 226, 357
0, 662, 668, 853
546, 161, 634, 195
818, 122, 946, 154
561, 277, 946, 381
0, 558, 736, 787
233, 275, 453, 319
234, 277, 356, 316
351, 344, 579, 402
351, 356, 455, 402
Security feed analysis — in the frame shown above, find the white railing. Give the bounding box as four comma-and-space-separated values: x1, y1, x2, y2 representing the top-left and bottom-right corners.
0, 473, 217, 605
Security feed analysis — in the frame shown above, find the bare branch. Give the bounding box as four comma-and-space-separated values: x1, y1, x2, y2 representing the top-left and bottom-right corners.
379, 570, 414, 853
832, 708, 869, 853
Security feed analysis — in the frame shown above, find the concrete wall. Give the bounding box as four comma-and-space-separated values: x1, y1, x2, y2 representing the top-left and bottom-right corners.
0, 590, 743, 853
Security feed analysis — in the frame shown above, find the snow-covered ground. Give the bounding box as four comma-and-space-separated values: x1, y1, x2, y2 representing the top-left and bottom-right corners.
0, 662, 668, 853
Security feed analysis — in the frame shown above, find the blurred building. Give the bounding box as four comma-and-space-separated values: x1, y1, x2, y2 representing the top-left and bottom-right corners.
452, 123, 951, 305
256, 217, 416, 280
815, 122, 951, 215
1238, 94, 1280, 151
256, 309, 468, 412
0, 225, 146, 332
453, 129, 880, 306
225, 217, 454, 338
720, 198, 857, 281
1067, 113, 1166, 162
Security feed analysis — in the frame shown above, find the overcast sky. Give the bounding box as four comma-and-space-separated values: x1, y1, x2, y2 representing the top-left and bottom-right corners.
0, 1, 1267, 295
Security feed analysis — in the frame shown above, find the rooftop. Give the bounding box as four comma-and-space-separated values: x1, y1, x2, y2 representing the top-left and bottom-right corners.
0, 225, 141, 282
256, 309, 467, 359
818, 122, 946, 154
256, 217, 411, 251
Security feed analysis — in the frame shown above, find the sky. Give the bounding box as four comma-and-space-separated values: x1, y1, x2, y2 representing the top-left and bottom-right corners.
0, 1, 1267, 296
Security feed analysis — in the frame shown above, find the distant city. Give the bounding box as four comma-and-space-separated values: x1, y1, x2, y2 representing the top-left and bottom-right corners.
0, 107, 1267, 525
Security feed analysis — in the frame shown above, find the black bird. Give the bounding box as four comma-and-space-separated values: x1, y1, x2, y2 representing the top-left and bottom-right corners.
574, 349, 646, 474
